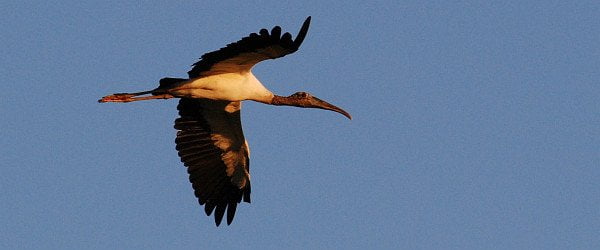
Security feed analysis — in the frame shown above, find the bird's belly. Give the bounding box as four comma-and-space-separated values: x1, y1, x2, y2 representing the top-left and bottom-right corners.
169, 73, 273, 102
170, 74, 247, 101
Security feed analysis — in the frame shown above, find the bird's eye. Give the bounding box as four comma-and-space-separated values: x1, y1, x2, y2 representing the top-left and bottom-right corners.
291, 92, 305, 98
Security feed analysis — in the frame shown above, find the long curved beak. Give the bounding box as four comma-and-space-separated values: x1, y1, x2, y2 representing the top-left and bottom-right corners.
309, 96, 352, 120
271, 92, 352, 120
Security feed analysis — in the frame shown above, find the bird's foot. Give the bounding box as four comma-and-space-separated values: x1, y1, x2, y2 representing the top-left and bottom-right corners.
98, 93, 135, 103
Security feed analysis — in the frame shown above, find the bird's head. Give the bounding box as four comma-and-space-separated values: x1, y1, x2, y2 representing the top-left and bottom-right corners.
272, 92, 351, 119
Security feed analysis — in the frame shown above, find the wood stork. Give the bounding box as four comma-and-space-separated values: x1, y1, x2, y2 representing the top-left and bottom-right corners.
99, 16, 351, 226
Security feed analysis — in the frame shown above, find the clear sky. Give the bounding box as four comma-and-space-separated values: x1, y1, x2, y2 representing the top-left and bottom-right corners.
1, 1, 598, 249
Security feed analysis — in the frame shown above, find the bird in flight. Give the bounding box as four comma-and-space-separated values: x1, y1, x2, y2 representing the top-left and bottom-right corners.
99, 16, 351, 226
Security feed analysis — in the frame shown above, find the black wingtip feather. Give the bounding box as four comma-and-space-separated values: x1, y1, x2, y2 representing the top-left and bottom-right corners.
259, 28, 269, 38
244, 182, 251, 203
205, 202, 216, 216
227, 202, 237, 225
293, 16, 311, 48
281, 32, 293, 45
271, 26, 282, 41
214, 203, 227, 226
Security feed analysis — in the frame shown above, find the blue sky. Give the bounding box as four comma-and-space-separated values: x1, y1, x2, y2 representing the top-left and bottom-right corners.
1, 1, 599, 249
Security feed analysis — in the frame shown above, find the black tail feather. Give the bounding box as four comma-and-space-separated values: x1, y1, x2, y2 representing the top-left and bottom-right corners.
158, 77, 187, 89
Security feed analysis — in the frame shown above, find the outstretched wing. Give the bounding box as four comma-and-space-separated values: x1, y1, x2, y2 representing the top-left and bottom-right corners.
187, 16, 311, 78
174, 98, 251, 226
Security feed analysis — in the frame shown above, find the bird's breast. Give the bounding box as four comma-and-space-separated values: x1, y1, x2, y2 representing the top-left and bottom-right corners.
168, 72, 272, 102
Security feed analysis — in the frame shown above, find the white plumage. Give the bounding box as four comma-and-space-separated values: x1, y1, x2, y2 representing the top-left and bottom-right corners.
99, 16, 350, 226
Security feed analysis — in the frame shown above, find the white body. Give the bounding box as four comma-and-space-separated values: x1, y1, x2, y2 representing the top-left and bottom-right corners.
169, 71, 274, 103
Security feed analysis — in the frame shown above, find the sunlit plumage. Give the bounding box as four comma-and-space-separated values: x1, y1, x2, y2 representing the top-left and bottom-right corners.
99, 16, 350, 226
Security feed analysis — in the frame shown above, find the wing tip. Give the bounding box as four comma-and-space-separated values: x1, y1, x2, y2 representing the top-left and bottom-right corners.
293, 16, 312, 48
226, 202, 237, 225
213, 203, 227, 226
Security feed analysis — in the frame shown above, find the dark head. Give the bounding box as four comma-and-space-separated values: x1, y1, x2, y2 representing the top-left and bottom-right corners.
271, 92, 351, 119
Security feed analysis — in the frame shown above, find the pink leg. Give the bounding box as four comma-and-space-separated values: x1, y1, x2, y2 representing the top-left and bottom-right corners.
98, 91, 174, 103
